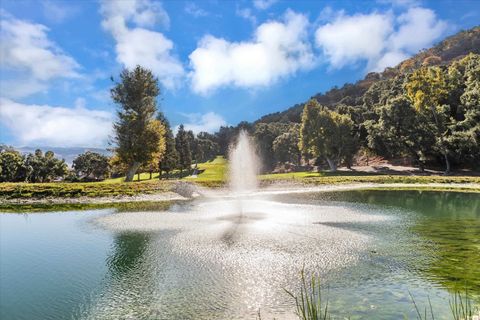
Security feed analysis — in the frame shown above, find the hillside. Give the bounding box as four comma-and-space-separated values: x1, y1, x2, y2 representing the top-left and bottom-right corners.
256, 26, 480, 124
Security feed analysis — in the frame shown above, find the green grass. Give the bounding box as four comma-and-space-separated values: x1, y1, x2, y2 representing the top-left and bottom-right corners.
185, 156, 228, 186
0, 200, 176, 213
103, 172, 161, 183
0, 180, 171, 199
188, 157, 480, 190
261, 174, 480, 185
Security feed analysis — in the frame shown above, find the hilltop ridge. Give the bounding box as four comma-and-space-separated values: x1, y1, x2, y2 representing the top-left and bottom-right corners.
256, 26, 480, 124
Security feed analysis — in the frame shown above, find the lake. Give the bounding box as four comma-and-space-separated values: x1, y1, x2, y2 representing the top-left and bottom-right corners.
1, 190, 479, 319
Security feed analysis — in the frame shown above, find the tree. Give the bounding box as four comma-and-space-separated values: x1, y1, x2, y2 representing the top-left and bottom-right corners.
215, 122, 253, 156
72, 151, 110, 181
186, 130, 196, 162
111, 66, 166, 181
365, 96, 435, 171
405, 66, 452, 173
299, 100, 357, 171
194, 137, 219, 163
253, 122, 292, 171
445, 53, 480, 167
22, 149, 68, 182
0, 146, 25, 182
273, 125, 301, 165
175, 124, 192, 172
157, 114, 179, 178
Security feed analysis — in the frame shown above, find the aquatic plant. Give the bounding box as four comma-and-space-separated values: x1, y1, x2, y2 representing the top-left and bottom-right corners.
285, 269, 331, 320
286, 270, 479, 320
409, 287, 478, 320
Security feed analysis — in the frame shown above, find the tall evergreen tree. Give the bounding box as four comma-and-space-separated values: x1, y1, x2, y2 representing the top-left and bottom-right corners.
111, 66, 166, 181
175, 124, 192, 172
157, 114, 179, 178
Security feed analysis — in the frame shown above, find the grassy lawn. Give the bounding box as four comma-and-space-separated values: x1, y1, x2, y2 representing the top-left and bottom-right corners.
103, 172, 161, 183
189, 157, 480, 188
185, 156, 227, 184
260, 172, 480, 184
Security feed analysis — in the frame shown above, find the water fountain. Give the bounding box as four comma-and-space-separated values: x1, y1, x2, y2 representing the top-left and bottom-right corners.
228, 130, 259, 194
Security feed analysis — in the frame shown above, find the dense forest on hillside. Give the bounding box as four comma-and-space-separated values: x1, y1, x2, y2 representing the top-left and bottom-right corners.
213, 26, 480, 173
257, 27, 480, 124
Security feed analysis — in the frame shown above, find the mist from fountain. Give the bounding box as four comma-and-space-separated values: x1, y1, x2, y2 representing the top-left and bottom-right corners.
228, 130, 259, 194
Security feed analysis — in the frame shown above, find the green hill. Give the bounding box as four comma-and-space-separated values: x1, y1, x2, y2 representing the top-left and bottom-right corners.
256, 26, 480, 124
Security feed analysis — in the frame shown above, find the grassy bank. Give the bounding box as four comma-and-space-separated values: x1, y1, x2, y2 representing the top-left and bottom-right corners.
0, 179, 171, 199
0, 200, 176, 213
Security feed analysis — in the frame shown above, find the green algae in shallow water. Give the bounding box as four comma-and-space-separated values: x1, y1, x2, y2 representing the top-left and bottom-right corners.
312, 190, 480, 299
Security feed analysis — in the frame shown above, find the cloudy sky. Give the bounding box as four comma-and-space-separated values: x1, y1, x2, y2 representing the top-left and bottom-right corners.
0, 0, 478, 148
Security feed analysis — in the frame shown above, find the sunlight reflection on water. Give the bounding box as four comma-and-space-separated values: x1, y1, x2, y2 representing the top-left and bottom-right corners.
90, 195, 392, 319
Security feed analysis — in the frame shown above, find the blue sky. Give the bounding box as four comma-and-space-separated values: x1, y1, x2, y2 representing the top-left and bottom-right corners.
0, 0, 478, 148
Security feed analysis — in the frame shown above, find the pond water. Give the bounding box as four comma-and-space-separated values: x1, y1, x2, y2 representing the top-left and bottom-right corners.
1, 190, 479, 319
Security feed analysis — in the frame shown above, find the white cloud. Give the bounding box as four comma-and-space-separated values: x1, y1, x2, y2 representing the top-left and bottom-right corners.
236, 7, 257, 25
101, 0, 169, 29
314, 7, 447, 72
377, 0, 420, 7
185, 2, 209, 17
253, 0, 278, 10
315, 12, 393, 68
390, 7, 447, 53
0, 98, 113, 147
180, 112, 227, 134
372, 50, 409, 71
41, 0, 80, 24
0, 11, 80, 98
100, 0, 184, 89
0, 79, 48, 99
189, 10, 315, 94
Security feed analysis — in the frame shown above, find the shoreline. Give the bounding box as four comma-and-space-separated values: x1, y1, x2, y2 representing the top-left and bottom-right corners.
1, 181, 479, 210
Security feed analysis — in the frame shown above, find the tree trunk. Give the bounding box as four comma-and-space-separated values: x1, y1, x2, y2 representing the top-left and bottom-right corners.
326, 157, 337, 172
149, 171, 152, 180
137, 173, 140, 181
443, 152, 451, 174
125, 162, 141, 182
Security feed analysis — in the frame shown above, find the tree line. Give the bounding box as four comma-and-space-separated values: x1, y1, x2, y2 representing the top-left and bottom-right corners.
212, 53, 479, 174
1, 54, 478, 182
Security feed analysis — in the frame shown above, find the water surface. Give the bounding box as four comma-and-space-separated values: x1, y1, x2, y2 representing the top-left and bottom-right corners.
1, 190, 479, 319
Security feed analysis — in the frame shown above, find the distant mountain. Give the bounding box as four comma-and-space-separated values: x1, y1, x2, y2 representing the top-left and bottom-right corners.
256, 26, 480, 124
16, 146, 111, 166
